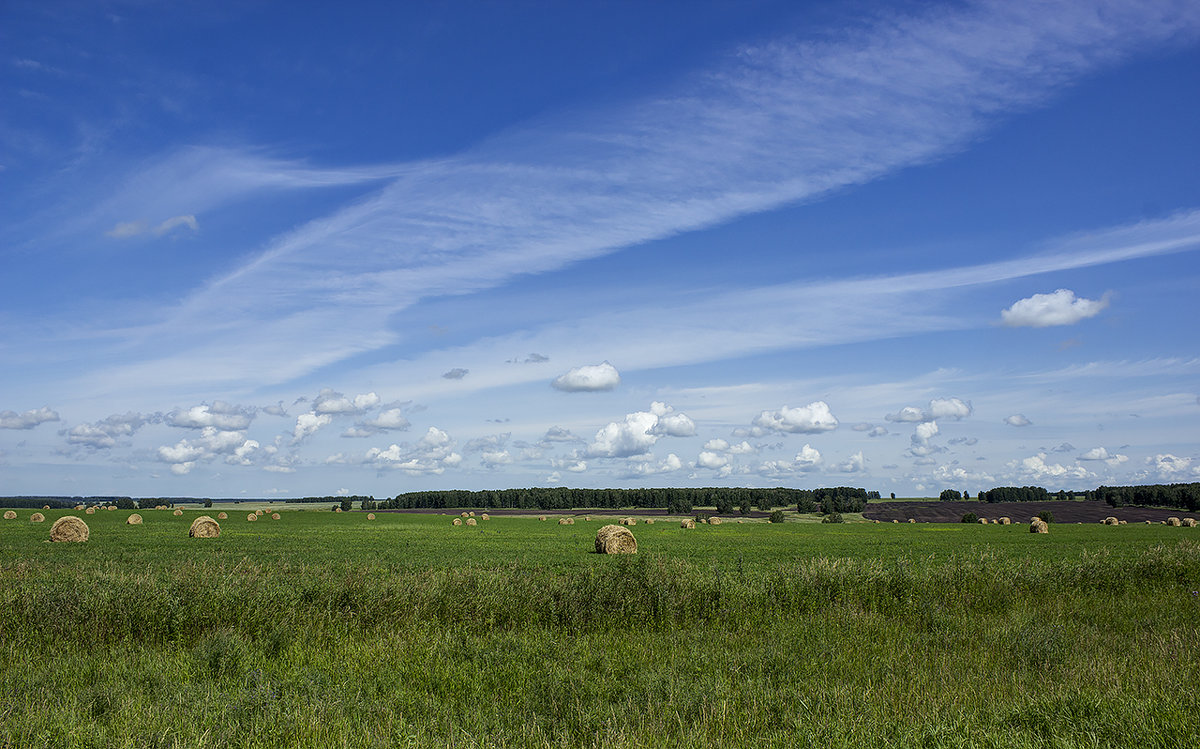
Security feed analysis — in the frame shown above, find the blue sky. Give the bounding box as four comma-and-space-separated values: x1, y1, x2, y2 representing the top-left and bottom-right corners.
3, 0, 1199, 498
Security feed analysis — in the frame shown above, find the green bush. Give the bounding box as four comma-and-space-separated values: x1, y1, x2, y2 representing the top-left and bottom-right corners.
821, 513, 844, 524
768, 510, 784, 523
1037, 510, 1055, 524
961, 512, 978, 523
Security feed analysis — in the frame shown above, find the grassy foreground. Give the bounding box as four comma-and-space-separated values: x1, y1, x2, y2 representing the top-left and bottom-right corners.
1, 510, 1199, 748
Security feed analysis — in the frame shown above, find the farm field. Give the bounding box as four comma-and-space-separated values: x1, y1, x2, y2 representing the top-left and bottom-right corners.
2, 509, 1199, 748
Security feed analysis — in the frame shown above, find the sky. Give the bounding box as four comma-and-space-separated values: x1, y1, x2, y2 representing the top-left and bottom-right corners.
2, 0, 1199, 499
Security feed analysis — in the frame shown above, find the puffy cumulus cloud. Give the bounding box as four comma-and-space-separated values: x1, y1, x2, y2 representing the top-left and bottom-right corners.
156, 427, 260, 474
345, 408, 411, 438
1078, 447, 1129, 466
758, 444, 822, 476
1001, 289, 1110, 327
166, 402, 254, 431
697, 451, 729, 470
623, 453, 683, 477
551, 457, 588, 473
835, 451, 866, 473
933, 465, 995, 484
948, 437, 979, 446
751, 401, 838, 435
542, 426, 583, 443
312, 388, 380, 414
480, 450, 512, 468
1015, 453, 1094, 481
552, 361, 621, 392
907, 421, 943, 458
64, 411, 157, 449
914, 421, 939, 442
0, 406, 60, 430
727, 441, 757, 455
1145, 453, 1192, 476
1005, 414, 1032, 427
365, 427, 463, 475
465, 433, 509, 453
442, 368, 469, 380
867, 426, 889, 437
703, 438, 730, 452
586, 403, 695, 458
887, 398, 972, 423
293, 412, 333, 443
650, 402, 696, 437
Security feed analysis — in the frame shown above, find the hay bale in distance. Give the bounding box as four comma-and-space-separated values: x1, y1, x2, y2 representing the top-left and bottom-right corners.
1119, 520, 1127, 525
621, 517, 637, 526
42, 505, 50, 510
453, 518, 462, 526
595, 524, 637, 554
681, 519, 695, 529
908, 518, 916, 523
583, 516, 591, 521
557, 517, 574, 525
709, 517, 723, 525
468, 511, 476, 517
334, 507, 343, 513
247, 513, 257, 522
461, 512, 469, 518
481, 513, 489, 521
172, 509, 183, 516
1183, 518, 1197, 527
271, 513, 281, 520
998, 517, 1011, 525
892, 519, 899, 523
50, 516, 89, 542
2, 510, 16, 520
189, 515, 221, 538
126, 513, 142, 525
644, 518, 655, 524
538, 515, 546, 521
256, 509, 264, 515
367, 513, 376, 520
85, 507, 96, 515
217, 512, 228, 520
1030, 519, 1049, 534
466, 517, 477, 526
1103, 516, 1119, 526
978, 517, 989, 524
30, 512, 45, 523
1167, 517, 1182, 527
74, 505, 85, 511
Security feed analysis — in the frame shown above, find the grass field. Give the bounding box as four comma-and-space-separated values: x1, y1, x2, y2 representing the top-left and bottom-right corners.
2, 508, 1199, 748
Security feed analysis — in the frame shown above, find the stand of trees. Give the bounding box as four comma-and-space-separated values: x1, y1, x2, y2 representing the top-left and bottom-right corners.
1096, 483, 1200, 511
376, 487, 877, 513
286, 495, 374, 505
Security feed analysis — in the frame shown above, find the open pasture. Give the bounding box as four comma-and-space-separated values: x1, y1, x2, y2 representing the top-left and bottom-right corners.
2, 510, 1198, 747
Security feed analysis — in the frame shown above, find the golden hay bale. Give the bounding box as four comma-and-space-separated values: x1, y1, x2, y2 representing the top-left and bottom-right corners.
2, 510, 16, 520
738, 519, 745, 523
466, 517, 477, 526
1183, 518, 1197, 528
172, 509, 183, 516
709, 517, 723, 525
908, 518, 916, 523
247, 513, 257, 522
644, 518, 655, 524
453, 518, 462, 526
50, 516, 89, 542
1102, 516, 1119, 526
85, 507, 96, 515
468, 511, 476, 517
978, 518, 989, 524
681, 519, 696, 529
271, 513, 280, 520
1119, 520, 1127, 525
125, 513, 142, 525
30, 512, 45, 523
481, 513, 489, 520
1167, 517, 1182, 527
42, 505, 50, 510
256, 509, 264, 515
998, 517, 1011, 525
1030, 519, 1049, 534
107, 505, 116, 511
557, 517, 574, 525
595, 524, 637, 554
334, 507, 343, 513
461, 512, 470, 518
74, 505, 85, 510
538, 515, 546, 521
189, 515, 220, 538
216, 511, 228, 520
583, 516, 591, 521
621, 517, 637, 526
1145, 520, 1153, 524
367, 513, 376, 520
892, 519, 899, 523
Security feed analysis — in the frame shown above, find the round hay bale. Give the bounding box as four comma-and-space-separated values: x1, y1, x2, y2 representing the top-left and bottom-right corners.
172, 509, 183, 516
367, 513, 376, 520
107, 506, 116, 511
42, 505, 50, 510
738, 519, 745, 523
50, 516, 89, 542
681, 519, 695, 529
709, 517, 723, 525
466, 517, 477, 526
1030, 519, 1049, 534
978, 517, 989, 524
85, 507, 96, 515
1145, 520, 1153, 524
468, 511, 476, 517
2, 510, 16, 520
247, 513, 257, 522
1183, 518, 1197, 528
892, 519, 899, 523
1103, 516, 1119, 526
595, 524, 637, 554
461, 512, 470, 518
125, 513, 142, 525
30, 512, 45, 523
216, 511, 228, 520
583, 516, 591, 521
1167, 517, 1182, 527
74, 505, 85, 511
334, 507, 343, 513
538, 515, 546, 521
189, 515, 220, 538
481, 513, 489, 521
256, 509, 264, 515
1119, 520, 1127, 525
271, 512, 281, 520
557, 517, 574, 525
643, 518, 654, 524
621, 517, 637, 526
998, 517, 1011, 525
907, 518, 915, 523
452, 518, 462, 526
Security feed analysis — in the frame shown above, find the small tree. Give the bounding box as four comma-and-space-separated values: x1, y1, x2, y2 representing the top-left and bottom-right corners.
961, 512, 978, 523
939, 489, 962, 501
715, 496, 734, 515
769, 510, 784, 523
821, 512, 844, 524
1037, 510, 1054, 524
340, 498, 353, 512
204, 499, 213, 508
738, 496, 752, 515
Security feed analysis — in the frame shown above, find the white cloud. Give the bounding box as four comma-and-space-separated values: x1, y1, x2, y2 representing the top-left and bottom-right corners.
752, 401, 838, 435
480, 450, 512, 468
867, 426, 889, 438
1146, 453, 1192, 476
650, 401, 696, 437
623, 453, 683, 477
166, 402, 254, 431
1001, 289, 1110, 327
542, 426, 583, 443
697, 451, 729, 470
63, 411, 156, 449
914, 421, 939, 442
0, 406, 60, 429
586, 403, 695, 458
552, 362, 621, 392
293, 411, 333, 442
365, 426, 463, 474
1016, 453, 1093, 481
887, 398, 971, 423
442, 368, 469, 380
703, 438, 730, 452
313, 389, 380, 414
835, 451, 866, 473
1005, 414, 1032, 427
886, 406, 926, 423
1078, 446, 1129, 466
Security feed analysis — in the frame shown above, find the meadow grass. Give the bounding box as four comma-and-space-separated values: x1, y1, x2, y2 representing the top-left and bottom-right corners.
1, 509, 1198, 747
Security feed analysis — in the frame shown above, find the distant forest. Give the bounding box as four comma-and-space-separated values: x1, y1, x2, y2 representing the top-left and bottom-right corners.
2, 482, 1197, 512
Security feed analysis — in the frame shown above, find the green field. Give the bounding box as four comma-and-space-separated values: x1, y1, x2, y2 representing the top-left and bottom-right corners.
2, 509, 1198, 748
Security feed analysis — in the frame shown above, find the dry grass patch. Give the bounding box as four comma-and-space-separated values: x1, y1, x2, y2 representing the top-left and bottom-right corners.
126, 514, 142, 525
189, 516, 221, 538
50, 516, 89, 542
595, 524, 637, 554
